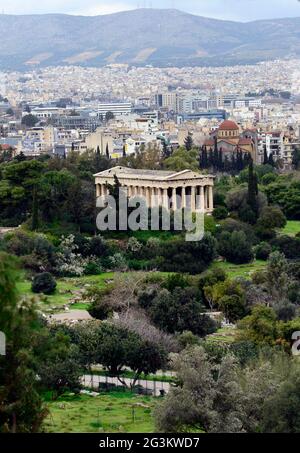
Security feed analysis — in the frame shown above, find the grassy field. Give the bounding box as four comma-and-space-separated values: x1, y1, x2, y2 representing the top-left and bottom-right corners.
44, 392, 156, 433
17, 273, 115, 312
16, 271, 170, 312
206, 327, 237, 344
280, 220, 300, 237
210, 260, 266, 279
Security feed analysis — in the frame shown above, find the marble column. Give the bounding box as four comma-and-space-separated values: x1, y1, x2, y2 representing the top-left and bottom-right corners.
96, 184, 101, 197
209, 185, 214, 211
200, 186, 205, 212
146, 187, 151, 207
150, 187, 156, 207
162, 188, 169, 210
191, 186, 196, 212
205, 186, 209, 210
157, 187, 162, 206
172, 188, 177, 211
181, 187, 186, 208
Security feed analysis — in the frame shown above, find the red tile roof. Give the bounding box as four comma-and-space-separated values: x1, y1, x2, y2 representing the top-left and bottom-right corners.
218, 120, 239, 131
0, 144, 14, 150
238, 138, 252, 145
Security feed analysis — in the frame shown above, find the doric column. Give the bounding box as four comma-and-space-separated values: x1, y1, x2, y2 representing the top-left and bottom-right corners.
209, 185, 214, 211
200, 186, 205, 212
172, 188, 177, 211
150, 187, 156, 207
181, 187, 186, 208
204, 186, 208, 210
146, 187, 151, 207
156, 187, 162, 206
191, 186, 196, 212
96, 184, 101, 197
162, 188, 169, 210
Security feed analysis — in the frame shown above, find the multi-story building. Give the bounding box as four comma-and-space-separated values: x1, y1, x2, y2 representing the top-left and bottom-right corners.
258, 130, 300, 168
97, 102, 132, 118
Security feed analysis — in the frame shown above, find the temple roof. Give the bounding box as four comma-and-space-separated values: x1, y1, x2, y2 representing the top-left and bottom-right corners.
94, 166, 214, 181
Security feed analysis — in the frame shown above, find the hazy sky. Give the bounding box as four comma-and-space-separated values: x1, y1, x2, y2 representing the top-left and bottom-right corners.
0, 0, 299, 22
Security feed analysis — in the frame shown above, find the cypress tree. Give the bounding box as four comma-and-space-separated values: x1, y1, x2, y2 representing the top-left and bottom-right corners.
231, 153, 236, 173
201, 146, 208, 169
247, 158, 258, 217
263, 145, 268, 165
106, 143, 110, 159
218, 149, 223, 171
224, 155, 230, 172
95, 145, 101, 172
208, 148, 213, 168
31, 185, 39, 231
213, 136, 219, 169
268, 152, 275, 167
184, 133, 193, 151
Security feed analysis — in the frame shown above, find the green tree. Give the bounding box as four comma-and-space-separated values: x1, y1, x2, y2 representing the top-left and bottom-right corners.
257, 206, 287, 230
292, 147, 300, 170
247, 158, 258, 219
31, 184, 39, 231
263, 146, 269, 165
31, 272, 57, 295
261, 369, 300, 433
184, 133, 194, 151
149, 287, 217, 336
0, 253, 47, 432
237, 306, 278, 346
105, 111, 114, 122
218, 230, 254, 264
21, 114, 39, 128
93, 323, 166, 386
164, 148, 199, 172
105, 143, 110, 158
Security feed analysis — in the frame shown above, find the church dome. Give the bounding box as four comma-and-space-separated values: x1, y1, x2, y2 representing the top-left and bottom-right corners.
218, 120, 239, 131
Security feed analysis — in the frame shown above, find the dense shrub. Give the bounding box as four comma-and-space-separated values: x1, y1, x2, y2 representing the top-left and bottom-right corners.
213, 206, 229, 220
159, 234, 217, 275
261, 173, 278, 186
220, 218, 258, 245
149, 287, 217, 336
83, 260, 103, 275
255, 242, 272, 261
226, 187, 267, 216
264, 180, 300, 220
31, 272, 57, 295
218, 231, 254, 264
258, 206, 287, 230
271, 235, 300, 260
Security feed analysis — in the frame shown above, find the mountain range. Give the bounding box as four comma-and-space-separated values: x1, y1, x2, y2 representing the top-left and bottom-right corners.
0, 8, 299, 70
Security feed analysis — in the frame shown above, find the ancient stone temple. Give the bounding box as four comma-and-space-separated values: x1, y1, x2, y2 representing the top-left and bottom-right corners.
94, 166, 214, 213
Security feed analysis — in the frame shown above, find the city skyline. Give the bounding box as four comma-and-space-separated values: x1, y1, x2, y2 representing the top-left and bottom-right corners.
0, 0, 299, 22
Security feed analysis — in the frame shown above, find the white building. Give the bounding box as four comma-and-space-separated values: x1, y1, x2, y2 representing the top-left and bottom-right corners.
97, 102, 132, 118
